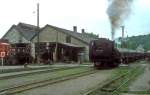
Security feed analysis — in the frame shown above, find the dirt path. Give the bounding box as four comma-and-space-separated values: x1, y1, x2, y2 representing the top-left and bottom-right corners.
16, 69, 115, 95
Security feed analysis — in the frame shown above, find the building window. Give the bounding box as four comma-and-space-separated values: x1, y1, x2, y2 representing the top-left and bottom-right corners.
66, 36, 71, 43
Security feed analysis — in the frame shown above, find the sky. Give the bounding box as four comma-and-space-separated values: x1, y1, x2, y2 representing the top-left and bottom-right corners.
0, 0, 150, 39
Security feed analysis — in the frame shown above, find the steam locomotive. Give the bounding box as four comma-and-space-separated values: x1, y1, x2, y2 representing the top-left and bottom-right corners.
89, 38, 147, 68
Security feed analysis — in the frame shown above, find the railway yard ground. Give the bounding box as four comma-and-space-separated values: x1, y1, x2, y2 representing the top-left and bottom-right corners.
0, 61, 150, 95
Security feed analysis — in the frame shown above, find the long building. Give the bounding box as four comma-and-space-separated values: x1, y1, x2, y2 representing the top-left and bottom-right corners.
2, 22, 98, 63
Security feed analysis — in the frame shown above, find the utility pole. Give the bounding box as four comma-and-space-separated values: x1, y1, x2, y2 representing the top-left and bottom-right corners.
121, 26, 125, 48
37, 3, 40, 64
54, 29, 58, 62
111, 31, 115, 41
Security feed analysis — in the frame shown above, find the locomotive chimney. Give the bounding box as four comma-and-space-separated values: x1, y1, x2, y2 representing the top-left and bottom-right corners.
73, 26, 77, 32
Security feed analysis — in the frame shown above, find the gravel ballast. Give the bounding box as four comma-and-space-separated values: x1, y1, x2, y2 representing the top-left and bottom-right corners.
17, 69, 115, 95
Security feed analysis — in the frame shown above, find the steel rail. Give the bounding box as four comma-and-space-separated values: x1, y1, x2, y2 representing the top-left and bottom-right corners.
0, 66, 79, 80
0, 68, 97, 95
111, 67, 144, 95
84, 67, 141, 95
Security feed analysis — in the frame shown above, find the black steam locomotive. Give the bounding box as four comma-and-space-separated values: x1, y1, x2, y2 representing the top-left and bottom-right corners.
89, 38, 147, 68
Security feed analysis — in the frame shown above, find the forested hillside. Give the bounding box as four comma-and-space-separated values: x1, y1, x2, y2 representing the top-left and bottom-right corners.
116, 34, 150, 51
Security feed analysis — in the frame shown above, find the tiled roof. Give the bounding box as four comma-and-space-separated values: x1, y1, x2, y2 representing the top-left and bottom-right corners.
16, 23, 38, 41
46, 24, 97, 44
2, 22, 39, 41
3, 22, 97, 44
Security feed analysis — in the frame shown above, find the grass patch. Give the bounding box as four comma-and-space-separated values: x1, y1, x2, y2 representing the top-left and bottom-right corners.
0, 66, 54, 74
88, 65, 144, 95
120, 67, 144, 92
105, 66, 144, 92
0, 66, 93, 90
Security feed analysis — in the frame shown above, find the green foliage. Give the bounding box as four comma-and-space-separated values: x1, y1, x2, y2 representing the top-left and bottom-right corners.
116, 34, 150, 51
83, 32, 99, 39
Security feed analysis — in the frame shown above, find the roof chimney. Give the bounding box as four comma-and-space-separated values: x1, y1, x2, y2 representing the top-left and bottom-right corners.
81, 29, 85, 33
73, 26, 77, 32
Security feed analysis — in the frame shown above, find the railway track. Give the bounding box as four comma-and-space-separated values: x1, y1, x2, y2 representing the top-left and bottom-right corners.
0, 66, 97, 95
0, 66, 54, 74
84, 66, 144, 95
0, 66, 79, 80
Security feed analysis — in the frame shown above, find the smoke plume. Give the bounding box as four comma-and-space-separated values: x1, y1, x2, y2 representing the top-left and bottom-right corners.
107, 0, 133, 40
